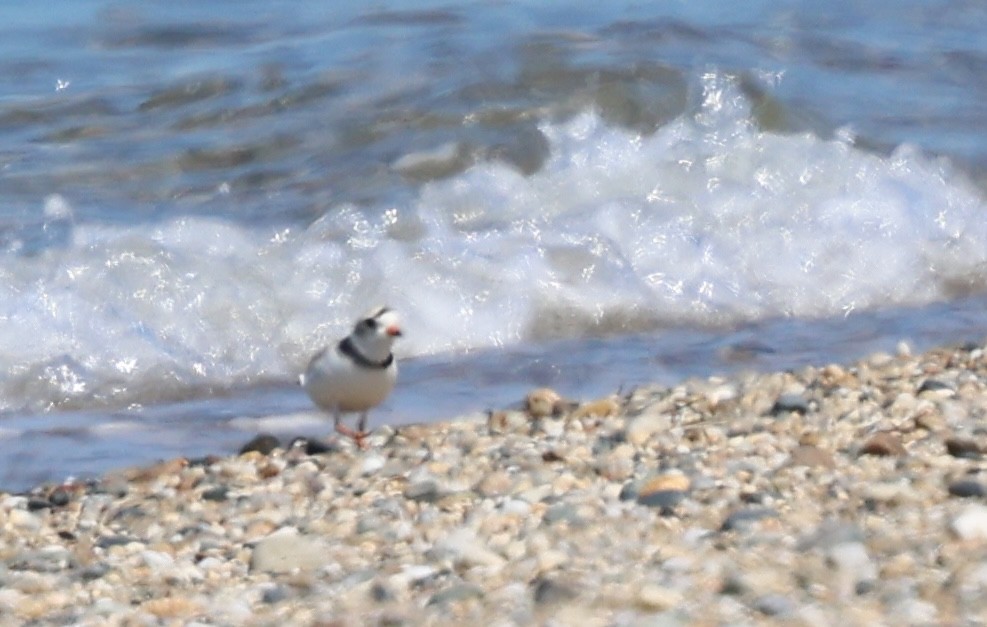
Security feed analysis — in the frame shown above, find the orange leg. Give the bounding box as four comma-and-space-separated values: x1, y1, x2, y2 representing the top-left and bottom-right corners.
333, 409, 369, 448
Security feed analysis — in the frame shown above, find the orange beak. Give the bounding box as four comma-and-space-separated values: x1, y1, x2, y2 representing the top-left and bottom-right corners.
386, 325, 402, 337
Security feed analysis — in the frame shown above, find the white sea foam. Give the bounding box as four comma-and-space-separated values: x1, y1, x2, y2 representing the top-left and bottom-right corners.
2, 76, 987, 412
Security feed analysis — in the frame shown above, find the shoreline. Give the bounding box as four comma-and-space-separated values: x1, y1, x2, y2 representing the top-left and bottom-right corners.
2, 342, 987, 623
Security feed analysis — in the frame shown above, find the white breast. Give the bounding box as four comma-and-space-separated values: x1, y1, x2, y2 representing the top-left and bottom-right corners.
303, 348, 398, 413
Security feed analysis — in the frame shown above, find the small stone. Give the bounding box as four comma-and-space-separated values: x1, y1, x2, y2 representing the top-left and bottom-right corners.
826, 542, 877, 594
535, 549, 568, 573
361, 454, 387, 475
487, 410, 529, 434
543, 503, 584, 526
239, 434, 281, 456
187, 454, 222, 467
637, 490, 687, 511
436, 528, 505, 568
26, 498, 52, 512
859, 432, 907, 457
597, 450, 634, 481
476, 471, 513, 497
427, 583, 484, 606
141, 597, 203, 619
257, 463, 280, 479
770, 393, 810, 416
140, 550, 175, 572
539, 418, 565, 437
950, 504, 987, 541
404, 479, 442, 503
541, 450, 565, 463
639, 473, 691, 493
294, 437, 336, 455
786, 445, 835, 469
799, 520, 865, 550
501, 499, 532, 516
798, 431, 821, 446
201, 486, 229, 502
532, 577, 578, 605
619, 481, 640, 501
913, 409, 945, 432
893, 599, 939, 624
80, 563, 110, 581
948, 479, 987, 498
754, 594, 796, 616
636, 474, 690, 511
371, 582, 394, 602
636, 584, 683, 611
261, 585, 290, 604
946, 437, 983, 459
571, 397, 620, 420
917, 379, 955, 397
96, 534, 140, 549
720, 508, 779, 532
860, 481, 915, 506
626, 412, 670, 446
9, 547, 72, 572
124, 457, 188, 483
8, 509, 42, 532
525, 388, 565, 418
48, 487, 72, 507
250, 527, 331, 573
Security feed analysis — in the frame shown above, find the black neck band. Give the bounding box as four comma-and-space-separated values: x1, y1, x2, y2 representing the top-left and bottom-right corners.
339, 336, 393, 369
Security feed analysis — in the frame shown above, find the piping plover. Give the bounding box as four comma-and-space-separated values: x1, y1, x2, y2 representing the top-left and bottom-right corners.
300, 307, 402, 445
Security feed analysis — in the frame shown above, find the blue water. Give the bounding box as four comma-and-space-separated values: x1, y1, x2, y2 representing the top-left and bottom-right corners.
3, 0, 987, 489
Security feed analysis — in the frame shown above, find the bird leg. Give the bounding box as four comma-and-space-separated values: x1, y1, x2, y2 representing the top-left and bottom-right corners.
356, 412, 368, 435
353, 412, 371, 449
333, 407, 369, 448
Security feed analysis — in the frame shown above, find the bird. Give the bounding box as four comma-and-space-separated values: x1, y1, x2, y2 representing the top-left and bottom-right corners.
300, 306, 402, 446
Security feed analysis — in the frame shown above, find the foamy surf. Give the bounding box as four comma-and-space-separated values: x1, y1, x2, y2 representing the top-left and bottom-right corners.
2, 75, 986, 413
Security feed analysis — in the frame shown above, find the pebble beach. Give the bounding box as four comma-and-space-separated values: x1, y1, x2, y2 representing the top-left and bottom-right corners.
4, 341, 987, 625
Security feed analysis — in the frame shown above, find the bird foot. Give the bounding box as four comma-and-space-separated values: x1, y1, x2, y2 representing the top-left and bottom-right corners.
335, 424, 370, 449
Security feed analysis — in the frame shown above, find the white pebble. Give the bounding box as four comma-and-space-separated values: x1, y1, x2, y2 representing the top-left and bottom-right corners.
361, 454, 386, 475
140, 550, 175, 571
950, 504, 987, 541
437, 527, 505, 569
8, 509, 42, 532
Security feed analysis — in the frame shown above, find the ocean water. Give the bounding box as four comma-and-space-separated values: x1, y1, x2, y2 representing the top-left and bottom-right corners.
4, 0, 987, 489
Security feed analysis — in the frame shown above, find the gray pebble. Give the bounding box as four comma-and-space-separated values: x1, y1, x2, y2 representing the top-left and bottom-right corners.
249, 528, 331, 574
239, 434, 280, 456
917, 379, 954, 396
948, 479, 987, 498
771, 393, 810, 415
532, 576, 578, 605
720, 508, 779, 532
945, 438, 983, 459
404, 479, 442, 503
201, 486, 229, 502
78, 563, 110, 582
799, 520, 865, 550
9, 548, 73, 573
427, 583, 484, 606
26, 498, 52, 512
96, 535, 140, 549
637, 490, 687, 511
754, 594, 796, 616
543, 503, 584, 526
261, 585, 290, 604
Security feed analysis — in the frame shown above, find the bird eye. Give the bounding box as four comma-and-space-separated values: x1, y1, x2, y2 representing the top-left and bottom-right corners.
362, 318, 378, 330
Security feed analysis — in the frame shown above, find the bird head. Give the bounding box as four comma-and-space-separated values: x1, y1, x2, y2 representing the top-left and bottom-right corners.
351, 306, 402, 359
